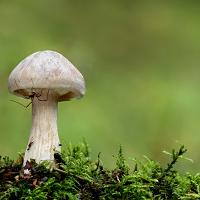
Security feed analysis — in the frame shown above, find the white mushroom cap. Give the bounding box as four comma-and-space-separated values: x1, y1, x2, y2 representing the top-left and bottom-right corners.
8, 50, 85, 101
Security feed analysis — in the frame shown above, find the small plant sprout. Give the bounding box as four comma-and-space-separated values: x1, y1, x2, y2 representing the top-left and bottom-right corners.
8, 50, 85, 166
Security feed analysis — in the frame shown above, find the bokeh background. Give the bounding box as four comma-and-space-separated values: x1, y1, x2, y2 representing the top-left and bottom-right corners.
0, 0, 200, 172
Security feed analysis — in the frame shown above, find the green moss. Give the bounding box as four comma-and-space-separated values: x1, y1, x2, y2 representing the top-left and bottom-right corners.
0, 144, 199, 199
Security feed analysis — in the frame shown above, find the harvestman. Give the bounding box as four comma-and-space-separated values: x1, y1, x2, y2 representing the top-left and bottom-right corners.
11, 78, 50, 108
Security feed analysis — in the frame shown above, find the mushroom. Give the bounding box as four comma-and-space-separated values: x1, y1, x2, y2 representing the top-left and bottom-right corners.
8, 50, 85, 166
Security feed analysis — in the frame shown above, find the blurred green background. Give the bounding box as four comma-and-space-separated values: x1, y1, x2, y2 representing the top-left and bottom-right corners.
0, 0, 200, 172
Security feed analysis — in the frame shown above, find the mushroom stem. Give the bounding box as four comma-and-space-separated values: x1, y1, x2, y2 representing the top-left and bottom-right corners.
23, 90, 61, 166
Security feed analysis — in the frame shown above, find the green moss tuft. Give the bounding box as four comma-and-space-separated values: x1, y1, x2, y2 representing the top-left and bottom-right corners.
0, 144, 199, 199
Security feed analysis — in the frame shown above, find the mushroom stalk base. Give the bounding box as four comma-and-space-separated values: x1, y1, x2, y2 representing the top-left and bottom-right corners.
23, 92, 60, 166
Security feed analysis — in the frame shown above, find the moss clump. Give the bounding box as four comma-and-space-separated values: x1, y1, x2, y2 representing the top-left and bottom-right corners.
0, 143, 200, 199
